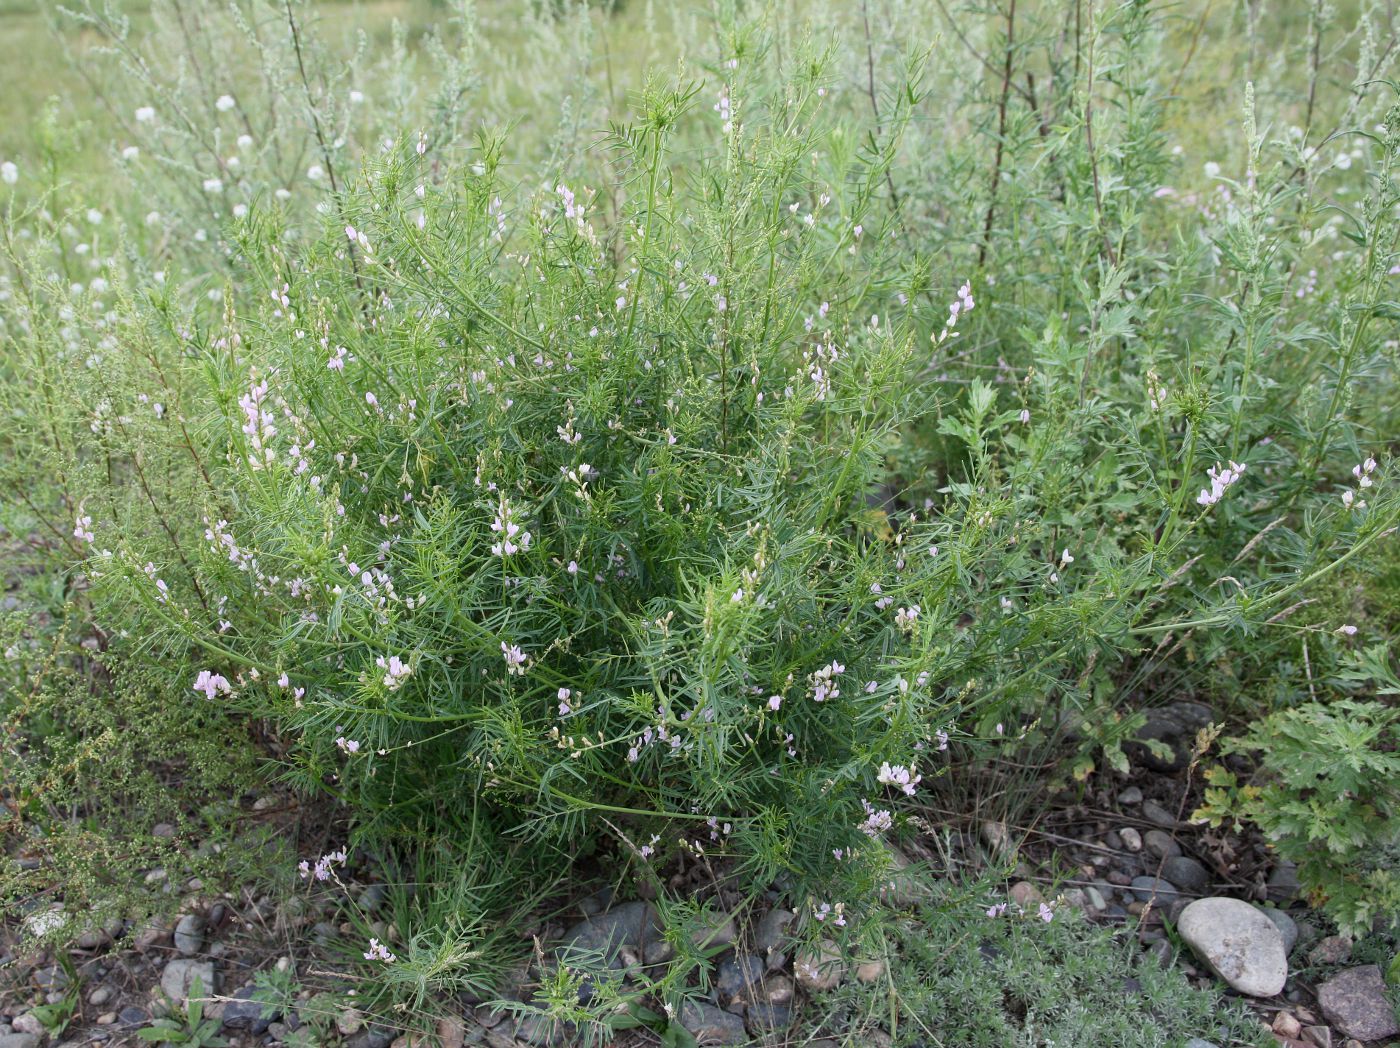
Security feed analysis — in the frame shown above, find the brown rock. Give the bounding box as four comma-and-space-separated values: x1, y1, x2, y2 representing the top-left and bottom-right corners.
1272, 1012, 1302, 1039
1009, 881, 1044, 908
1316, 966, 1400, 1043
794, 942, 845, 992
855, 959, 886, 983
1308, 935, 1352, 966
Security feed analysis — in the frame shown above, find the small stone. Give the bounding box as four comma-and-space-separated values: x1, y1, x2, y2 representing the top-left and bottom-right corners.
794, 941, 845, 992
1160, 856, 1209, 894
1267, 862, 1300, 903
1141, 800, 1176, 827
1273, 1012, 1302, 1039
856, 959, 886, 983
436, 1018, 466, 1048
1117, 787, 1144, 805
558, 900, 658, 984
10, 1015, 44, 1038
1254, 908, 1298, 955
220, 983, 278, 1034
760, 974, 794, 1005
1302, 1025, 1331, 1048
337, 1008, 365, 1036
32, 964, 69, 991
173, 913, 206, 956
22, 906, 65, 938
1129, 876, 1182, 903
690, 909, 736, 950
980, 820, 1013, 860
1308, 935, 1352, 966
1107, 871, 1132, 887
88, 985, 114, 1007
1316, 966, 1400, 1042
754, 908, 794, 959
0, 1035, 41, 1048
1143, 830, 1180, 859
152, 822, 177, 838
744, 1001, 793, 1033
1177, 897, 1287, 997
96, 1012, 117, 1025
1084, 886, 1107, 911
118, 1007, 149, 1027
160, 958, 215, 1004
716, 954, 763, 999
1009, 881, 1044, 908
680, 1001, 747, 1045
1120, 827, 1143, 853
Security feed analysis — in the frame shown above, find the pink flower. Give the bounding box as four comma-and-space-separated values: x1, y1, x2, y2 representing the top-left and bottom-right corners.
193, 670, 231, 700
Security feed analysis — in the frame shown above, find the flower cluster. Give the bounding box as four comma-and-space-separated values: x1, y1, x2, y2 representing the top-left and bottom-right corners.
297, 848, 347, 881
376, 655, 412, 690
1342, 456, 1379, 509
363, 937, 396, 963
876, 761, 922, 796
1196, 460, 1247, 507
808, 661, 844, 702
192, 670, 232, 700
489, 497, 532, 557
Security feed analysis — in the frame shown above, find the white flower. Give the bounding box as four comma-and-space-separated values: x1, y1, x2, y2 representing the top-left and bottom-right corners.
307, 164, 325, 181
2, 161, 19, 184
203, 177, 223, 193
215, 94, 236, 112
1203, 161, 1220, 178
135, 106, 156, 123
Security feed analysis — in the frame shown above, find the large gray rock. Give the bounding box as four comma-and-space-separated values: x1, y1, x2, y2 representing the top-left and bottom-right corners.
1177, 897, 1287, 997
0, 1035, 42, 1048
1316, 965, 1400, 1042
160, 958, 215, 1004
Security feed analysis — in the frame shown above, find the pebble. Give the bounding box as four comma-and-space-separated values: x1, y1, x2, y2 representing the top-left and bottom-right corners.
744, 1001, 793, 1033
716, 954, 763, 999
1272, 1012, 1302, 1039
856, 959, 886, 983
1143, 830, 1179, 859
1129, 876, 1183, 903
9, 1016, 43, 1038
794, 941, 845, 992
753, 908, 794, 965
1119, 827, 1143, 853
1141, 800, 1176, 827
160, 958, 215, 1004
1267, 862, 1300, 903
1177, 897, 1287, 997
1317, 966, 1400, 1043
690, 909, 736, 950
1308, 935, 1352, 966
220, 983, 278, 1034
980, 820, 1013, 860
1159, 856, 1209, 894
1260, 906, 1299, 957
1009, 881, 1044, 908
681, 1001, 747, 1045
173, 913, 206, 956
0, 1035, 41, 1048
88, 986, 114, 1007
1084, 886, 1107, 911
1117, 786, 1144, 805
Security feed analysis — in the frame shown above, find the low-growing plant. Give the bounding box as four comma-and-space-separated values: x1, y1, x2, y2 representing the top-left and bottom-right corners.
140, 976, 229, 1048
1197, 646, 1400, 937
